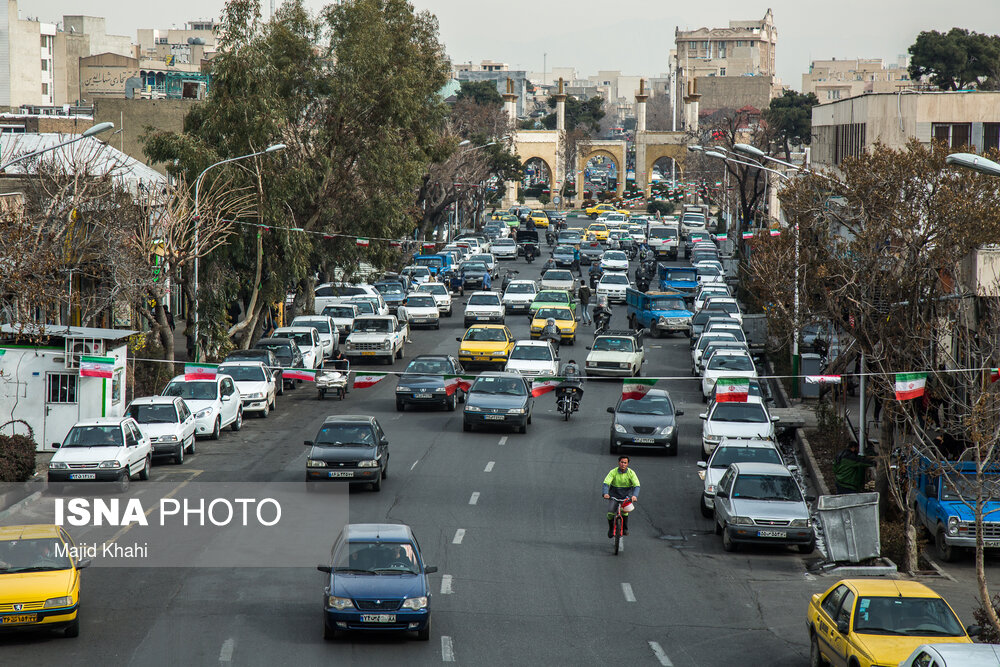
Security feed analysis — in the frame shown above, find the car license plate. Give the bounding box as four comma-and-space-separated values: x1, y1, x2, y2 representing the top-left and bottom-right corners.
477, 316, 491, 321
328, 471, 353, 478
484, 414, 505, 421
2, 614, 37, 624
633, 438, 655, 444
414, 393, 432, 399
69, 473, 96, 480
361, 351, 376, 356
362, 614, 395, 623
475, 356, 491, 361
757, 530, 786, 538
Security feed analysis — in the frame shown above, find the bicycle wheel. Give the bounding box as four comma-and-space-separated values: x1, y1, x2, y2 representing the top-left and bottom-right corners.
613, 516, 623, 555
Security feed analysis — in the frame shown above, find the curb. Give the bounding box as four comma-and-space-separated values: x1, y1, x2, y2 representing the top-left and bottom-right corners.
0, 489, 43, 521
769, 365, 831, 497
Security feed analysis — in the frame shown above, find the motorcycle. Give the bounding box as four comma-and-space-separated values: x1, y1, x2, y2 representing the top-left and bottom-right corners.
546, 230, 555, 247
500, 269, 519, 291
524, 243, 538, 263
555, 379, 584, 421
594, 307, 612, 334
636, 274, 651, 292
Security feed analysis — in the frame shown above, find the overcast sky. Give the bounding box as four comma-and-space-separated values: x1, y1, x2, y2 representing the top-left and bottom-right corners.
29, 0, 1000, 88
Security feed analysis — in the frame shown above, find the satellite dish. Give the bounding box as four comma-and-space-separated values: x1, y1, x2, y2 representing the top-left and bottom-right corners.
187, 37, 205, 45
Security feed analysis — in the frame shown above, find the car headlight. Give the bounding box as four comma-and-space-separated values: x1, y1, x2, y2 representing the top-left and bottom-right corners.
507, 408, 525, 414
730, 516, 755, 526
396, 386, 413, 393
49, 462, 68, 470
196, 408, 214, 419
327, 596, 354, 610
947, 516, 959, 536
307, 460, 327, 468
432, 388, 446, 393
657, 425, 675, 437
789, 518, 812, 527
160, 434, 179, 442
618, 362, 630, 369
459, 348, 472, 356
614, 424, 627, 433
492, 351, 507, 357
658, 316, 669, 325
704, 434, 722, 443
99, 460, 121, 469
401, 595, 429, 610
43, 596, 73, 608
465, 406, 483, 413
383, 340, 392, 349
357, 460, 379, 468
346, 341, 354, 350
246, 392, 264, 399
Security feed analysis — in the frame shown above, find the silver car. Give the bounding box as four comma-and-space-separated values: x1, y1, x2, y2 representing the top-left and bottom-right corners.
713, 462, 815, 553
697, 438, 786, 518
899, 644, 1000, 667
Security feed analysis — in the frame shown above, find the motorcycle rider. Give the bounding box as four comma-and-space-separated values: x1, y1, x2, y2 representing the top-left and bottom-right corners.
540, 317, 561, 346
603, 456, 640, 537
560, 359, 580, 377
593, 295, 612, 332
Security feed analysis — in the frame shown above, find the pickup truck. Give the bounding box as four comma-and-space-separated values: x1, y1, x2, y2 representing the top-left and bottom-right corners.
658, 266, 699, 295
343, 315, 408, 365
413, 253, 453, 277
910, 456, 1000, 562
647, 223, 680, 260
626, 288, 692, 337
585, 329, 644, 377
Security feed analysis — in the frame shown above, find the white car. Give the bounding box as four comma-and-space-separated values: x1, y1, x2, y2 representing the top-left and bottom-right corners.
695, 263, 725, 285
694, 286, 731, 311
505, 339, 559, 377
540, 269, 576, 294
417, 282, 453, 316
502, 280, 537, 314
48, 417, 152, 491
691, 331, 739, 374
492, 238, 518, 259
398, 293, 441, 329
701, 349, 758, 400
400, 265, 433, 288
596, 272, 631, 303
463, 291, 505, 326
126, 395, 196, 464
600, 250, 630, 273
699, 398, 779, 457
628, 225, 647, 244
702, 296, 743, 325
343, 293, 389, 317
598, 212, 628, 225
313, 282, 381, 313
291, 315, 338, 358
320, 302, 360, 342
697, 438, 786, 517
216, 361, 278, 417
274, 326, 323, 369
469, 253, 498, 277
442, 244, 470, 261
585, 331, 644, 377
162, 373, 243, 439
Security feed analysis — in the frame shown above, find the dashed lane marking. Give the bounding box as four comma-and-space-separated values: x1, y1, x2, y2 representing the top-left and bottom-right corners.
219, 638, 235, 663
469, 492, 480, 505
621, 582, 636, 602
498, 436, 508, 446
648, 641, 673, 666
440, 575, 453, 594
484, 461, 495, 472
411, 460, 419, 471
452, 529, 465, 544
441, 636, 455, 662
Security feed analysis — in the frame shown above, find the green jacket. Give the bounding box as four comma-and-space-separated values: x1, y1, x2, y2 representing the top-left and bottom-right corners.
833, 450, 875, 491
603, 468, 640, 497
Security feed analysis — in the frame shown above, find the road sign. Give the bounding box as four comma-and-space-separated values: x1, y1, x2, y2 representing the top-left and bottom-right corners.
553, 196, 561, 205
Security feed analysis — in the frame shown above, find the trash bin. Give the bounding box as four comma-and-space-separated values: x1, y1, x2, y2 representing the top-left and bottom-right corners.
816, 492, 880, 562
800, 352, 822, 398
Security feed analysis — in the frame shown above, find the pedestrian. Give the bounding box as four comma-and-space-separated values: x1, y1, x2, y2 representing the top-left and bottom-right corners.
571, 246, 582, 277
832, 442, 876, 494
163, 306, 175, 331
578, 283, 593, 324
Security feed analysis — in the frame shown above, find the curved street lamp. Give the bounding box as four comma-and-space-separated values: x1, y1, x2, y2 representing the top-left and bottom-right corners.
0, 121, 115, 172
946, 152, 1000, 178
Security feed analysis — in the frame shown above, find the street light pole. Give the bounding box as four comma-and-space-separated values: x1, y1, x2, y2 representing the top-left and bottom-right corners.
0, 121, 114, 172
192, 143, 286, 361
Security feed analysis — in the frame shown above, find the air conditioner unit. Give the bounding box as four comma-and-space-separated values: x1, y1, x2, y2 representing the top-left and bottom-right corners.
65, 338, 104, 369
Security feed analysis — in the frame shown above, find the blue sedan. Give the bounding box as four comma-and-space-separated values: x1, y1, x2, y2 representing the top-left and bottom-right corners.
318, 523, 437, 641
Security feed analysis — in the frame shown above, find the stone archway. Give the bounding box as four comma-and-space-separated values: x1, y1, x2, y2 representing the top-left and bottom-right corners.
521, 156, 553, 200
576, 141, 627, 201
635, 132, 687, 197
508, 129, 561, 208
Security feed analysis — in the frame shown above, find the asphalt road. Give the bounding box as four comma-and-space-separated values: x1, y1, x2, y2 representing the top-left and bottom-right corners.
1, 232, 990, 666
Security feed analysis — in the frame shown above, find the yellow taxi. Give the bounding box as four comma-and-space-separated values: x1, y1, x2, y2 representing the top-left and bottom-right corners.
585, 223, 610, 241
0, 524, 88, 637
456, 324, 515, 369
586, 203, 621, 218
530, 306, 578, 345
807, 579, 974, 667
530, 210, 549, 228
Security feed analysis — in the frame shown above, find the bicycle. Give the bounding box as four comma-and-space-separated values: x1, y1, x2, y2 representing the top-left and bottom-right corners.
607, 496, 634, 555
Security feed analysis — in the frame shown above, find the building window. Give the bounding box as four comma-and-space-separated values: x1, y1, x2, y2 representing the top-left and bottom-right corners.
834, 122, 866, 165
46, 373, 78, 404
41, 59, 48, 71
41, 83, 49, 96
932, 123, 972, 149
719, 68, 726, 76
736, 41, 744, 47
828, 90, 841, 100
984, 123, 1000, 151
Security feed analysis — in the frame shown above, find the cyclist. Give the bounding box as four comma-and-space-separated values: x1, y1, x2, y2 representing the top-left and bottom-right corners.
602, 456, 640, 537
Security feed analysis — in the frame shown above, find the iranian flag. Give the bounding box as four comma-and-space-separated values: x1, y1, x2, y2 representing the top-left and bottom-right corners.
769, 229, 781, 237
741, 231, 754, 240
715, 377, 750, 402
622, 378, 657, 400
79, 355, 114, 379
991, 368, 999, 383
804, 375, 841, 384
895, 372, 927, 401
531, 377, 563, 397
184, 362, 217, 380
422, 242, 436, 250
284, 368, 319, 382
356, 237, 370, 247
353, 372, 388, 389
444, 375, 475, 395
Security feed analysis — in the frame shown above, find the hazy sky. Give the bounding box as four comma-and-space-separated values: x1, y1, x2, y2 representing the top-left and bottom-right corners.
29, 0, 1000, 88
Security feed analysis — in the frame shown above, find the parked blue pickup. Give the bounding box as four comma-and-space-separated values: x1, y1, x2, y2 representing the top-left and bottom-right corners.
910, 456, 1000, 562
625, 288, 692, 337
658, 266, 698, 295
413, 253, 453, 276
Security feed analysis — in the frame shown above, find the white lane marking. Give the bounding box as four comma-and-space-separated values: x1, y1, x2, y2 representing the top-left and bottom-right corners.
440, 575, 453, 594
469, 492, 480, 505
452, 529, 465, 544
804, 572, 816, 581
441, 635, 455, 662
410, 460, 419, 471
648, 641, 673, 666
621, 582, 636, 602
484, 461, 495, 472
498, 436, 507, 446
219, 638, 235, 663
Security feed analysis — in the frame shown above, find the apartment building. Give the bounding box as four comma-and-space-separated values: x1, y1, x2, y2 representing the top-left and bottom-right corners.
802, 56, 911, 104
0, 1, 56, 108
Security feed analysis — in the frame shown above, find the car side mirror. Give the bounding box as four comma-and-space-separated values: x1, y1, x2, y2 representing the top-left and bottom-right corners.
715, 490, 728, 498
424, 565, 438, 574
455, 337, 461, 342
606, 407, 615, 414
805, 495, 816, 503
76, 558, 92, 570
585, 346, 592, 350
787, 465, 799, 473
675, 409, 684, 416
51, 442, 60, 449
380, 438, 389, 446
303, 440, 313, 446
836, 620, 849, 635
699, 413, 708, 420
771, 415, 780, 422
967, 624, 983, 637
316, 565, 332, 574
697, 461, 707, 469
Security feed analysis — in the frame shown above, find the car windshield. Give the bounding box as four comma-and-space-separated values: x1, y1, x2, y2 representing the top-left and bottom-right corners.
353, 319, 391, 333
471, 376, 526, 395
535, 307, 573, 320
693, 310, 732, 325
419, 284, 448, 295
63, 425, 123, 447
698, 334, 737, 351
558, 233, 581, 242
710, 446, 782, 469
471, 255, 492, 264
535, 291, 568, 303
650, 297, 686, 311
295, 319, 331, 334
314, 424, 375, 446
164, 381, 218, 401
618, 395, 672, 415
0, 538, 73, 573
127, 404, 178, 424
334, 541, 419, 574
403, 267, 431, 277
469, 294, 500, 306
414, 257, 443, 269
665, 270, 694, 280
322, 306, 356, 319
283, 332, 315, 348
510, 345, 553, 361
601, 274, 629, 285
732, 474, 802, 502
506, 283, 535, 294
698, 266, 722, 276
604, 252, 627, 261
940, 475, 1000, 501
495, 239, 514, 246
708, 354, 754, 371
404, 359, 451, 374
350, 301, 375, 314
593, 337, 635, 352
852, 596, 965, 637
256, 344, 292, 361
217, 365, 268, 382
711, 403, 768, 423
464, 327, 507, 342
649, 227, 677, 239
554, 247, 574, 256
590, 225, 607, 231
406, 295, 437, 308
375, 283, 405, 295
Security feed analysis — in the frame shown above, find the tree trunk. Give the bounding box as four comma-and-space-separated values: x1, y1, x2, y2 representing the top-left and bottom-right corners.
903, 499, 919, 574
228, 229, 264, 342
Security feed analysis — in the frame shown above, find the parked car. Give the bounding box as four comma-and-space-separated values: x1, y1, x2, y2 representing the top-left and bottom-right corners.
699, 398, 778, 458
607, 388, 681, 455
162, 373, 243, 439
505, 339, 559, 377
254, 337, 304, 390
320, 303, 360, 342
395, 355, 465, 411
697, 438, 785, 518
304, 415, 389, 491
216, 361, 278, 417
273, 326, 323, 369
48, 417, 152, 492
416, 282, 453, 316
224, 348, 284, 395
126, 395, 196, 464
462, 372, 533, 433
291, 315, 339, 359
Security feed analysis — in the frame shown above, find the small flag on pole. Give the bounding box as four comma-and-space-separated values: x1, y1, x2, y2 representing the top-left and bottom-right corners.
284, 368, 319, 382
621, 378, 657, 400
769, 229, 781, 237
742, 231, 754, 240
184, 362, 217, 380
531, 377, 563, 397
894, 372, 927, 401
804, 375, 841, 384
991, 368, 999, 383
353, 372, 388, 389
715, 377, 750, 402
356, 238, 370, 247
390, 241, 402, 248
79, 355, 115, 379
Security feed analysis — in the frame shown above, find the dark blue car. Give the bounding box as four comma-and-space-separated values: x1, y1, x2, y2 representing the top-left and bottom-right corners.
318, 523, 437, 640
460, 262, 491, 290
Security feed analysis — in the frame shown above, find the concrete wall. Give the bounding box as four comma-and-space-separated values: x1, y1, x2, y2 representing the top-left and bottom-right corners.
81, 52, 139, 98
694, 75, 777, 112
53, 32, 89, 105
94, 97, 193, 175
0, 114, 95, 133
